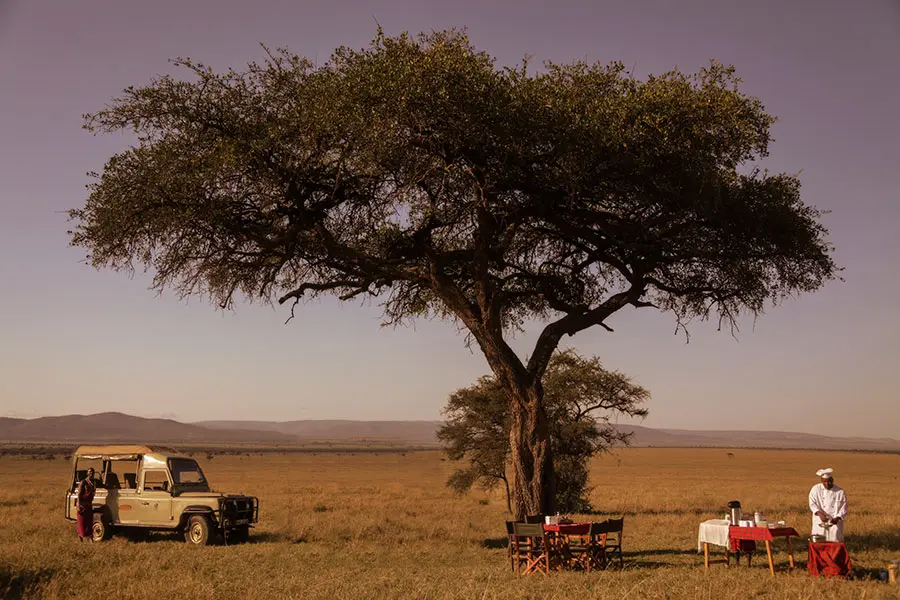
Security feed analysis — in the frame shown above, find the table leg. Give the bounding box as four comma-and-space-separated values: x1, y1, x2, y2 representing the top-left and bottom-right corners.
787, 537, 795, 569
765, 540, 775, 576
704, 542, 709, 568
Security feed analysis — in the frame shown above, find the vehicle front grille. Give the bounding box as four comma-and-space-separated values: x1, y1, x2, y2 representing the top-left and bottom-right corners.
221, 497, 258, 524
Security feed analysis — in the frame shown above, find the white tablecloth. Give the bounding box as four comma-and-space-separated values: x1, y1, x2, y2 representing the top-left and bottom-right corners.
697, 519, 730, 552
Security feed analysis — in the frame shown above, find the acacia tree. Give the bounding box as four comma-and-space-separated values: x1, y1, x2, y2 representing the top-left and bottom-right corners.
68, 28, 837, 518
439, 349, 649, 513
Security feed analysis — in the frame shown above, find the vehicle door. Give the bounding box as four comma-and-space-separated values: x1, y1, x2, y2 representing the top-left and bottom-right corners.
106, 459, 140, 524
132, 468, 174, 526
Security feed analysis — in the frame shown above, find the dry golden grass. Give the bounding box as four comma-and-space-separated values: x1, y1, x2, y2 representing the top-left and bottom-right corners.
1, 448, 899, 599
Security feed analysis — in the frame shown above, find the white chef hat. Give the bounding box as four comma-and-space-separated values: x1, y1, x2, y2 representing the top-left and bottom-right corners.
816, 468, 834, 479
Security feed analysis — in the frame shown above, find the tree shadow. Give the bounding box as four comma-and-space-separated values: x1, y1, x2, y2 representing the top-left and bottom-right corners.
624, 548, 696, 558
616, 560, 670, 569
0, 566, 55, 600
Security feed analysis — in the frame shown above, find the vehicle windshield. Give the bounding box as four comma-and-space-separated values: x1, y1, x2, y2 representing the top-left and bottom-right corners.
168, 458, 210, 489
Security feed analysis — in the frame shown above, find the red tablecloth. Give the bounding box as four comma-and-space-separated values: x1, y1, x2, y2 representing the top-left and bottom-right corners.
808, 542, 852, 578
544, 522, 591, 536
728, 526, 799, 553
729, 526, 800, 541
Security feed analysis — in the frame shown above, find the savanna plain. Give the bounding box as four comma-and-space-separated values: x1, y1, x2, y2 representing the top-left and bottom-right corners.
1, 448, 898, 599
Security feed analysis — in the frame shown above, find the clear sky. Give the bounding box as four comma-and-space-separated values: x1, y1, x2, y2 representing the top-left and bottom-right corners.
1, 0, 898, 438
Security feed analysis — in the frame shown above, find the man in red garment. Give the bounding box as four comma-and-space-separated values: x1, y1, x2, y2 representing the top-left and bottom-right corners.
75, 467, 96, 542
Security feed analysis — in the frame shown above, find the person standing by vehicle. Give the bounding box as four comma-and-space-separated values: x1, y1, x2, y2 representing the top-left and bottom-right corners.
76, 468, 96, 542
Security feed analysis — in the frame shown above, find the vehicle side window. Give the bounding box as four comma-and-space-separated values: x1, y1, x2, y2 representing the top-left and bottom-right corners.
142, 470, 170, 492
112, 459, 139, 489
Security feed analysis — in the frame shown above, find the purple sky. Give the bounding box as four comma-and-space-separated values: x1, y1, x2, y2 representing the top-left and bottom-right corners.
1, 0, 898, 437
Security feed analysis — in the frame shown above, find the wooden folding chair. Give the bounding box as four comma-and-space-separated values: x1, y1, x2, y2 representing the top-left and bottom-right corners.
567, 521, 609, 572
505, 521, 518, 572
512, 522, 557, 575
524, 514, 545, 524
595, 517, 624, 568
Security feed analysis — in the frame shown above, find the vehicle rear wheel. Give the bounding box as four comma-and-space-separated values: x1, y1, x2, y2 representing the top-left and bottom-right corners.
184, 515, 214, 546
91, 515, 113, 542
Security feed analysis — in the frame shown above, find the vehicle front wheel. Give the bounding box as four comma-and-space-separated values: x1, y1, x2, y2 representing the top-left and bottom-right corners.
92, 515, 113, 542
184, 515, 215, 546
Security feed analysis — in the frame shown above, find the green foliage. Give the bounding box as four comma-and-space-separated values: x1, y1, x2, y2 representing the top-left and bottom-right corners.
69, 27, 836, 341
438, 350, 649, 513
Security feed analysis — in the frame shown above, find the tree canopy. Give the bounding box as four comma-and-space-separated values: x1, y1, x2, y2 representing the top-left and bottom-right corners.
68, 28, 837, 517
439, 350, 649, 513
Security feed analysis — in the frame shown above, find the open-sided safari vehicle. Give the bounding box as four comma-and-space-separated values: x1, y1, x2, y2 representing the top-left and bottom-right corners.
65, 445, 259, 545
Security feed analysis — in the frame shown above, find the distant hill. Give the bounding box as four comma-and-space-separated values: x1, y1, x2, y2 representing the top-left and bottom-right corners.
196, 419, 442, 444
1, 413, 898, 452
0, 412, 294, 444
616, 425, 900, 452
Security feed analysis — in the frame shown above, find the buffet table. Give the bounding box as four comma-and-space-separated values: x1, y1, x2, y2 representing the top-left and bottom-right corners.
698, 520, 800, 575
728, 525, 800, 576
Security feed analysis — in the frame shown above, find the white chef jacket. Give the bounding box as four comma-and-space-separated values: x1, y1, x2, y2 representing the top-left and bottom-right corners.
809, 482, 848, 542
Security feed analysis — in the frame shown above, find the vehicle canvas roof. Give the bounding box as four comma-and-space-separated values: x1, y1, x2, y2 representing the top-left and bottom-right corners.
74, 444, 181, 460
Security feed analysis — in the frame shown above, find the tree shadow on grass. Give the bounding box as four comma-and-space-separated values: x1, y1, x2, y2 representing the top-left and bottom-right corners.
624, 548, 696, 558
0, 566, 55, 600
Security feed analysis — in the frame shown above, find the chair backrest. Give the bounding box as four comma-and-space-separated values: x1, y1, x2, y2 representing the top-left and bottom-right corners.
606, 517, 624, 535
505, 521, 516, 536
524, 514, 545, 524
589, 520, 610, 536
513, 522, 545, 538
592, 517, 624, 534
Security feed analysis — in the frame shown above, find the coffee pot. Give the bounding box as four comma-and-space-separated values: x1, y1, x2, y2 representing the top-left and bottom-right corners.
727, 500, 742, 525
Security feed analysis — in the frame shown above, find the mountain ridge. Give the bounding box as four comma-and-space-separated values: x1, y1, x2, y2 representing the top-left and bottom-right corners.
1, 413, 897, 451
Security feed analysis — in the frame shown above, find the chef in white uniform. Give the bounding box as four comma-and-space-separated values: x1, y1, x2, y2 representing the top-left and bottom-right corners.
808, 468, 848, 542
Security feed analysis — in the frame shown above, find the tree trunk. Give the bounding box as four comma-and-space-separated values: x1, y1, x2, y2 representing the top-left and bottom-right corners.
501, 474, 512, 514
507, 383, 556, 521
449, 305, 557, 521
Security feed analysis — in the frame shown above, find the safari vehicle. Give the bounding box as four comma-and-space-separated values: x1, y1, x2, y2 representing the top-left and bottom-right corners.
65, 445, 259, 545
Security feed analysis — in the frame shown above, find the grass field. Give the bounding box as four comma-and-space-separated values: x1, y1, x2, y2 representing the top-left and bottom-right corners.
1, 447, 898, 599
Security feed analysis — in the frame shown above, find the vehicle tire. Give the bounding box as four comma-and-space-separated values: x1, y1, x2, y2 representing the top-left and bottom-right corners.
228, 526, 250, 544
92, 514, 113, 542
184, 515, 215, 546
